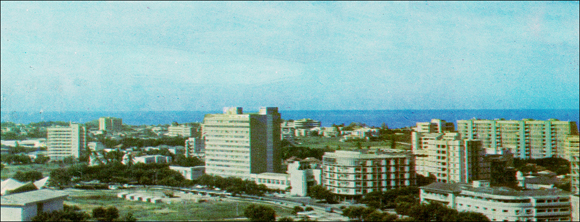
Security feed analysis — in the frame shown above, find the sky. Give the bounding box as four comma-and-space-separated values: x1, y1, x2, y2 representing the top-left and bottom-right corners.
1, 1, 579, 112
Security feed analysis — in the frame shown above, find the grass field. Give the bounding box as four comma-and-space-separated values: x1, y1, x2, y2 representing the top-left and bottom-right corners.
64, 188, 295, 221
295, 136, 410, 150
1, 163, 65, 180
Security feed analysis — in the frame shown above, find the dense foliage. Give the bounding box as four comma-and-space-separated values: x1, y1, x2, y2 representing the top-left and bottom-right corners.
342, 206, 398, 222
398, 202, 490, 222
513, 157, 570, 175
1, 154, 32, 164
196, 174, 269, 196
360, 186, 419, 209
13, 170, 44, 182
280, 143, 334, 160
307, 185, 336, 203
96, 136, 187, 149
244, 204, 276, 222
31, 204, 90, 222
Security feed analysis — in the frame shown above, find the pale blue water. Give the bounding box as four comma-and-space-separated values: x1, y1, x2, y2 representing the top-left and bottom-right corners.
1, 110, 578, 129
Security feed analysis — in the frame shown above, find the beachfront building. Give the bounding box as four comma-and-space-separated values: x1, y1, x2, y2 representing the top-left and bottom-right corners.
456, 119, 579, 159
47, 123, 87, 161
420, 181, 571, 222
415, 119, 455, 133
98, 117, 122, 131
1, 189, 68, 221
168, 124, 198, 137
322, 150, 415, 201
568, 135, 580, 221
203, 107, 282, 179
412, 132, 490, 183
185, 137, 205, 158
169, 166, 205, 180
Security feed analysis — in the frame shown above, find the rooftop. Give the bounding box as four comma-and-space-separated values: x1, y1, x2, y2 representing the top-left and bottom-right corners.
1, 189, 67, 206
421, 182, 570, 197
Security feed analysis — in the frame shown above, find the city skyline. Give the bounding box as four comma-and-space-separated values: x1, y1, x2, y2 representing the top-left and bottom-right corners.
1, 2, 579, 112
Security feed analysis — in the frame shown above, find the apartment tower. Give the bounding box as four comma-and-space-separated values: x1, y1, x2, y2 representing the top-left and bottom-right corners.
47, 123, 87, 161
98, 117, 122, 131
457, 119, 578, 159
203, 107, 281, 179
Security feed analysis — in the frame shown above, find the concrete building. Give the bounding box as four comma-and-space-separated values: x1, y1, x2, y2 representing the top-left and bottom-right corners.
322, 150, 415, 201
413, 132, 490, 183
203, 107, 282, 179
47, 123, 86, 161
420, 181, 571, 222
294, 118, 321, 130
568, 135, 580, 221
251, 173, 291, 191
133, 155, 172, 164
415, 119, 455, 133
1, 189, 68, 221
287, 159, 323, 197
185, 137, 205, 158
169, 166, 205, 180
98, 117, 122, 131
168, 125, 198, 137
457, 119, 579, 159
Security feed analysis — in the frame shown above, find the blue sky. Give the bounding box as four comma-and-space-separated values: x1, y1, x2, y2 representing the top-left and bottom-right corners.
1, 1, 578, 112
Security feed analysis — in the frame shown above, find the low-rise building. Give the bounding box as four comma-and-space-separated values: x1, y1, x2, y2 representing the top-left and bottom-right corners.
322, 149, 415, 201
185, 137, 205, 157
1, 189, 68, 221
414, 119, 455, 133
133, 155, 172, 164
420, 181, 571, 222
168, 125, 198, 137
250, 173, 291, 191
169, 166, 205, 180
287, 159, 322, 197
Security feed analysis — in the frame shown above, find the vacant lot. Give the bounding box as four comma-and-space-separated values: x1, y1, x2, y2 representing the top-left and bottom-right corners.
64, 188, 295, 221
1, 163, 65, 180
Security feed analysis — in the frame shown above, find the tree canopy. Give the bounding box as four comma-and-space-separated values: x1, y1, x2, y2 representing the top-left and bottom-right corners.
244, 204, 276, 222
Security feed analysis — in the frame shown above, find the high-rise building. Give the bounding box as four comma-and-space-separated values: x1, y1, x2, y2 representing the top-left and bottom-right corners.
98, 117, 123, 131
421, 181, 571, 222
322, 150, 415, 201
413, 132, 490, 183
567, 135, 580, 221
457, 119, 579, 159
47, 123, 87, 161
168, 125, 197, 137
203, 107, 281, 179
414, 119, 455, 133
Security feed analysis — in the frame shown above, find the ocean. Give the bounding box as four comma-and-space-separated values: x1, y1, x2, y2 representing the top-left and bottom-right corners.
1, 110, 578, 129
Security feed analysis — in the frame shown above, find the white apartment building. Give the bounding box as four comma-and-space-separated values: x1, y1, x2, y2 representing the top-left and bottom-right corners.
568, 135, 580, 221
415, 119, 455, 133
322, 150, 415, 201
457, 119, 579, 159
98, 117, 122, 131
168, 125, 197, 137
203, 107, 282, 179
421, 181, 571, 222
169, 166, 205, 180
413, 132, 490, 183
185, 137, 205, 157
250, 173, 291, 191
287, 159, 323, 197
47, 123, 86, 161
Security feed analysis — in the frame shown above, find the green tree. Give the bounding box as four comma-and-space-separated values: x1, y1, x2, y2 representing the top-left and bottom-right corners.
35, 154, 50, 164
292, 206, 304, 215
244, 204, 276, 222
278, 216, 294, 222
120, 212, 137, 222
13, 170, 44, 182
31, 204, 90, 222
49, 168, 72, 188
92, 206, 119, 221
307, 185, 335, 203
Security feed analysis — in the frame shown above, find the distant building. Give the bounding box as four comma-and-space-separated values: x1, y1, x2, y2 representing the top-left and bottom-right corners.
420, 181, 571, 222
322, 150, 415, 201
47, 123, 87, 161
98, 117, 122, 131
203, 107, 282, 179
457, 119, 579, 159
133, 155, 172, 164
87, 142, 106, 151
1, 189, 68, 221
168, 125, 197, 137
169, 166, 205, 180
293, 119, 321, 130
185, 137, 205, 157
568, 135, 580, 221
414, 119, 455, 133
516, 170, 560, 190
412, 132, 490, 183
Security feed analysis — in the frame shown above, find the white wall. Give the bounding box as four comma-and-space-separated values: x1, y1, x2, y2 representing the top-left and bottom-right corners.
1, 206, 23, 221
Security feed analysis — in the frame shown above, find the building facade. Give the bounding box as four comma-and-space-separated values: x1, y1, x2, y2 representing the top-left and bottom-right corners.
413, 132, 490, 183
415, 119, 455, 133
168, 125, 198, 137
322, 150, 415, 201
98, 117, 122, 131
47, 123, 87, 161
568, 135, 580, 221
185, 137, 205, 157
286, 159, 323, 197
169, 166, 205, 180
457, 119, 579, 159
203, 107, 282, 179
420, 181, 571, 222
133, 155, 172, 164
